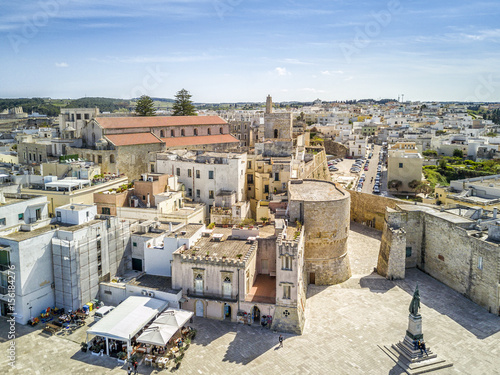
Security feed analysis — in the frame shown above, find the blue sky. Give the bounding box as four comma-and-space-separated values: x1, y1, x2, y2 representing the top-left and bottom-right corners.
1, 0, 500, 102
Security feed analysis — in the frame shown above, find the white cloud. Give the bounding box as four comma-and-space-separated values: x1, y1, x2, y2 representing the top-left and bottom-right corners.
55, 62, 69, 68
321, 70, 344, 75
275, 67, 291, 76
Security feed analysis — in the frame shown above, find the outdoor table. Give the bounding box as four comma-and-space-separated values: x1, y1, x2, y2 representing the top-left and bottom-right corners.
136, 347, 146, 354
157, 357, 169, 369
144, 355, 154, 366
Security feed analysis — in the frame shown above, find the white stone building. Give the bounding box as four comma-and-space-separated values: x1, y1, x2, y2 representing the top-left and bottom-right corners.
154, 151, 247, 217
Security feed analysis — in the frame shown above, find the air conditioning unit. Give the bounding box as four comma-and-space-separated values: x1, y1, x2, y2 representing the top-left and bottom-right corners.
148, 292, 155, 297
141, 290, 148, 296
148, 177, 154, 182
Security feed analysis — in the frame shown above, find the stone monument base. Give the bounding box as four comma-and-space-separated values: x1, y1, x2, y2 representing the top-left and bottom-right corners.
380, 334, 453, 374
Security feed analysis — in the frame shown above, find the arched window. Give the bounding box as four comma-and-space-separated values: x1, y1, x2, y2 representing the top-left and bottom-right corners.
207, 128, 211, 135
194, 128, 198, 136
160, 130, 165, 138
219, 127, 223, 134
171, 129, 175, 137
181, 129, 185, 137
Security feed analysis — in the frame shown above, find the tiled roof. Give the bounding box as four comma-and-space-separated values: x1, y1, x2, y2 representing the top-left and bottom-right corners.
96, 116, 226, 129
161, 134, 239, 147
105, 132, 163, 146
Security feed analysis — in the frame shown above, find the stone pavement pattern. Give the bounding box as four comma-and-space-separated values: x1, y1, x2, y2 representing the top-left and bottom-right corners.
1, 223, 499, 375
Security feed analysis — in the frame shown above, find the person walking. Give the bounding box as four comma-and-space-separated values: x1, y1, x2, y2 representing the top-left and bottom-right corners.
127, 365, 132, 375
133, 361, 138, 374
278, 334, 284, 348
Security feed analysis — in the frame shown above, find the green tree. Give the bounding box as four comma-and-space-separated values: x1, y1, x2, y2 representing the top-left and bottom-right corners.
172, 89, 196, 116
408, 180, 420, 189
388, 180, 402, 191
453, 149, 464, 158
422, 149, 438, 157
416, 182, 433, 195
135, 95, 155, 116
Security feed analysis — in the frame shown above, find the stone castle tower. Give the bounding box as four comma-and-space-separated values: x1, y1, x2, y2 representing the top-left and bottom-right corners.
288, 179, 351, 285
263, 95, 293, 140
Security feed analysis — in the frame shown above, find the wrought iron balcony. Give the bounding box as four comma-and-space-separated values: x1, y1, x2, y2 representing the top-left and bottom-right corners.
186, 288, 238, 303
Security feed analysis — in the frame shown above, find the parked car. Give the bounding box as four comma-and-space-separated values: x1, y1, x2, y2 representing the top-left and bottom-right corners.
373, 186, 381, 194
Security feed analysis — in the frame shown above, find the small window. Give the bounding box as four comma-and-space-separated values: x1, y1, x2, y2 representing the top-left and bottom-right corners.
208, 128, 211, 135
220, 127, 223, 134
160, 130, 165, 137
196, 189, 201, 198
208, 171, 214, 179
110, 154, 115, 163
209, 190, 214, 199
264, 185, 269, 193
102, 207, 111, 215
181, 129, 185, 136
281, 255, 292, 270
0, 218, 6, 226
194, 128, 198, 136
133, 242, 137, 247
274, 172, 279, 181
97, 240, 101, 250
196, 170, 200, 179
98, 155, 102, 164
76, 114, 81, 120
247, 175, 253, 184
104, 290, 112, 295
406, 246, 412, 258
478, 256, 483, 270
188, 169, 192, 177
188, 188, 192, 197
171, 130, 175, 137
18, 213, 24, 221
399, 163, 403, 168
84, 113, 89, 120
176, 168, 181, 177
247, 161, 251, 169
283, 285, 291, 299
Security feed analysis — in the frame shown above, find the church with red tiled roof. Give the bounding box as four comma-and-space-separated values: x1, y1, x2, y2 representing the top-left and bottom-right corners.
66, 115, 240, 180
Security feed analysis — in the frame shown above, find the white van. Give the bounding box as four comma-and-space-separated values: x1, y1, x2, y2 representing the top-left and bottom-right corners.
94, 306, 114, 321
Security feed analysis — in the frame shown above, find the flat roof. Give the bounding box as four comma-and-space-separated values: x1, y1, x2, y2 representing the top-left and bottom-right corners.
181, 227, 256, 260
86, 296, 168, 342
288, 179, 348, 201
166, 224, 203, 239
127, 274, 180, 294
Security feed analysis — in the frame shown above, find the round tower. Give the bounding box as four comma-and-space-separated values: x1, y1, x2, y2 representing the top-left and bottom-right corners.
288, 179, 351, 285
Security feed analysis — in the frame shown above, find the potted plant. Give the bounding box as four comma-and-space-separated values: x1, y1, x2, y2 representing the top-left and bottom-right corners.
80, 342, 88, 352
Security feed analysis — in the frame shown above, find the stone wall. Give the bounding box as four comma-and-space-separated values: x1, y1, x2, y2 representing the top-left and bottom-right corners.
378, 204, 500, 315
377, 211, 406, 280
350, 190, 405, 231
324, 139, 348, 157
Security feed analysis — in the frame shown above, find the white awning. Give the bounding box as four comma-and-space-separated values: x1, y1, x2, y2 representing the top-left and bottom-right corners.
136, 324, 178, 346
153, 308, 193, 328
86, 296, 168, 342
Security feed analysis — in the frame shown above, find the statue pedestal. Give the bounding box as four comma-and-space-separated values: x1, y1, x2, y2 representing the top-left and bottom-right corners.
380, 314, 452, 374
405, 314, 423, 341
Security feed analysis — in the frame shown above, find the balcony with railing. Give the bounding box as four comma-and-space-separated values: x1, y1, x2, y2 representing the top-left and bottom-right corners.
186, 288, 238, 303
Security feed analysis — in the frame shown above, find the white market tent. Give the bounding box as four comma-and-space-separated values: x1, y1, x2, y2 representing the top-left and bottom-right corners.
86, 296, 168, 357
136, 324, 179, 346
153, 308, 193, 328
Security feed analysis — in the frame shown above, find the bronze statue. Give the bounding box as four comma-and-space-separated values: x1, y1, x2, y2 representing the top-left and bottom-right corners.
409, 284, 421, 316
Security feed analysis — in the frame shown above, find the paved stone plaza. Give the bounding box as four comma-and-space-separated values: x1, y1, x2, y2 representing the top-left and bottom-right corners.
1, 222, 499, 374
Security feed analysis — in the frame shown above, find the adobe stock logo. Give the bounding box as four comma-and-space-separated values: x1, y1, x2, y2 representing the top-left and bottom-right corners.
8, 0, 72, 54
464, 74, 500, 103
339, 0, 402, 63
